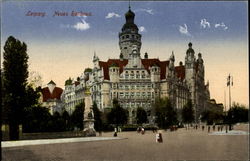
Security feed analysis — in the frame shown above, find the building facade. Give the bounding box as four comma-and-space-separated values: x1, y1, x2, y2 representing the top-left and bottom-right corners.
61, 76, 86, 115
41, 80, 64, 115
85, 8, 210, 123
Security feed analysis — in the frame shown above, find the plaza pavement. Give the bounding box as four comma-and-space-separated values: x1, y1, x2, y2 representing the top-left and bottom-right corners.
2, 123, 249, 161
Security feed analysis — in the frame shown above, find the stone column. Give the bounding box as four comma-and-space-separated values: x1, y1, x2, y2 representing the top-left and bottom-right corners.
83, 88, 96, 137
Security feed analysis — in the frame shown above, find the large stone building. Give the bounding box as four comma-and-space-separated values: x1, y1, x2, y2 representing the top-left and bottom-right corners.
85, 7, 210, 123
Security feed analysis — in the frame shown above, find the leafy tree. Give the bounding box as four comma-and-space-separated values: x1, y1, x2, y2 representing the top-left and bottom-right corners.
71, 102, 85, 130
23, 106, 52, 133
227, 103, 249, 124
182, 99, 195, 126
2, 36, 29, 140
51, 112, 65, 132
93, 101, 103, 132
136, 107, 148, 124
154, 97, 178, 129
107, 99, 128, 127
62, 110, 70, 130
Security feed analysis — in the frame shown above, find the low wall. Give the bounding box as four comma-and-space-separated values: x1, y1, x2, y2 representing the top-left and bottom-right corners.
20, 131, 85, 140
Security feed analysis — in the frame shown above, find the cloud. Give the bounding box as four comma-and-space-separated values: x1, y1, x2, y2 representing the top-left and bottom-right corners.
200, 19, 210, 29
179, 24, 191, 36
135, 8, 154, 15
139, 26, 146, 32
72, 19, 90, 31
105, 12, 121, 19
215, 22, 228, 30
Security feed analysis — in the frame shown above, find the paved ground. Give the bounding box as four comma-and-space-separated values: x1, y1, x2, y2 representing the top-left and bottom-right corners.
2, 123, 249, 161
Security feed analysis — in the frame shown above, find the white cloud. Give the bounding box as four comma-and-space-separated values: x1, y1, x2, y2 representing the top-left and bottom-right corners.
179, 24, 191, 36
72, 19, 90, 31
139, 26, 146, 32
135, 8, 154, 15
200, 19, 210, 28
215, 22, 228, 30
105, 12, 121, 19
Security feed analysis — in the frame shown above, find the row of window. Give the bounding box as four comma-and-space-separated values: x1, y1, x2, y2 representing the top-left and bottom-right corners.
119, 92, 154, 97
121, 102, 151, 108
121, 34, 140, 40
114, 84, 153, 89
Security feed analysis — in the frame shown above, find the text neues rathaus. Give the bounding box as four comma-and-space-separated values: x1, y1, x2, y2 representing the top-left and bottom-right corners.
64, 7, 210, 124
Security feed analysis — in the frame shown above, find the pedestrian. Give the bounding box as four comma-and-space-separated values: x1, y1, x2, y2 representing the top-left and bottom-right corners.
218, 126, 220, 131
212, 125, 215, 131
141, 128, 145, 135
156, 132, 163, 143
221, 125, 223, 131
202, 125, 205, 131
195, 124, 198, 130
208, 126, 210, 133
113, 132, 117, 137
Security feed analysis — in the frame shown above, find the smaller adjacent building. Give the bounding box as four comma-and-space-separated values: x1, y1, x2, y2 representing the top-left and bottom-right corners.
61, 76, 86, 115
41, 80, 64, 114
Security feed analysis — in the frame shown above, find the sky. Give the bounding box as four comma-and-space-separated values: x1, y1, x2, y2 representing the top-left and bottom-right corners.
1, 1, 248, 107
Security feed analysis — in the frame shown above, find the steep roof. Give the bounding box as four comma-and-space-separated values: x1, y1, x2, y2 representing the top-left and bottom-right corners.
99, 58, 169, 80
48, 80, 56, 85
41, 87, 63, 102
175, 65, 185, 81
141, 59, 169, 80
99, 59, 128, 80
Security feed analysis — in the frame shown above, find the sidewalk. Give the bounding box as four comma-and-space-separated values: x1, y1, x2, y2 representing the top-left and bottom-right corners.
2, 136, 125, 148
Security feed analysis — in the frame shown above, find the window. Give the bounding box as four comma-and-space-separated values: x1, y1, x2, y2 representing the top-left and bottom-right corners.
124, 47, 127, 49
120, 92, 124, 97
132, 35, 135, 39
126, 35, 129, 38
122, 36, 125, 39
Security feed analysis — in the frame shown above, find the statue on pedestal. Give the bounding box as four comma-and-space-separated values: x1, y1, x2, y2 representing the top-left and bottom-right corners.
83, 87, 96, 137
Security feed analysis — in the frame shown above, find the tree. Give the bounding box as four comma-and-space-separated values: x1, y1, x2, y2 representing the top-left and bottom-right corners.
136, 107, 148, 124
2, 36, 29, 140
107, 99, 128, 127
182, 99, 195, 126
93, 101, 103, 132
227, 103, 249, 124
154, 97, 178, 129
23, 106, 52, 133
62, 110, 70, 130
71, 102, 85, 130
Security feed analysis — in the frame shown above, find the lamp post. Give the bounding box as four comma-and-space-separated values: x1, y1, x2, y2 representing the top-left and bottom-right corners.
227, 74, 233, 131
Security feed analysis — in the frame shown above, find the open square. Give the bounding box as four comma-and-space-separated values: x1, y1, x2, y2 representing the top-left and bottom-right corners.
2, 123, 249, 161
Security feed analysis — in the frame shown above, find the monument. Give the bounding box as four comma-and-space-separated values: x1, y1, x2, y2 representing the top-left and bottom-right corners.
83, 87, 96, 137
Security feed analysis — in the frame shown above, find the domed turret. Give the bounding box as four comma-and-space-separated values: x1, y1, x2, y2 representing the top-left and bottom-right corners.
119, 7, 142, 59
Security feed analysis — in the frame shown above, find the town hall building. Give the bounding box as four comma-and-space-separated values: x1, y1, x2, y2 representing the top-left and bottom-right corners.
85, 7, 211, 123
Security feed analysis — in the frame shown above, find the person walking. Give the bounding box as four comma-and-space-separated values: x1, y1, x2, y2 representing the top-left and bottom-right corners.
156, 132, 163, 143
208, 126, 210, 133
202, 125, 205, 131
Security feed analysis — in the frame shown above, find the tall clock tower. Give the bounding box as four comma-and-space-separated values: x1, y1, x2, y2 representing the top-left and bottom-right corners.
119, 7, 142, 59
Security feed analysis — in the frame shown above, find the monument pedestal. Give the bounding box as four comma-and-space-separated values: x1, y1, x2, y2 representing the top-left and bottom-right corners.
83, 119, 96, 137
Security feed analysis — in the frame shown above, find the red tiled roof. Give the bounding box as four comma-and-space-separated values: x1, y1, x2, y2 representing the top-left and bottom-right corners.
142, 59, 169, 79
99, 58, 169, 80
175, 65, 185, 81
99, 59, 128, 80
41, 87, 63, 102
74, 81, 80, 86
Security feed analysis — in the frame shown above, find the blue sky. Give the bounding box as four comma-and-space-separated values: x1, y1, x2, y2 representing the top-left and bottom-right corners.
1, 1, 249, 106
2, 1, 248, 43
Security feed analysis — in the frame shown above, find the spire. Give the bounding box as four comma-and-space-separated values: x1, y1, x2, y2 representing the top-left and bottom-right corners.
129, 0, 131, 10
